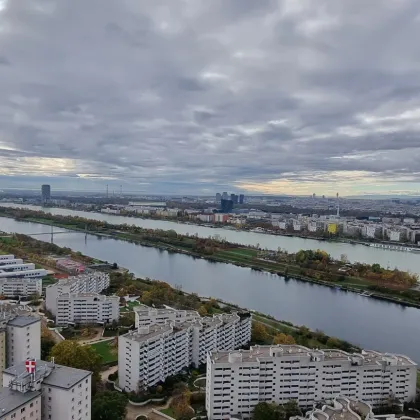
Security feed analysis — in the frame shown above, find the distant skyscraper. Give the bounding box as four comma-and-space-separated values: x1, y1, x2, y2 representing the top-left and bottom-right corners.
216, 193, 221, 203
239, 194, 244, 204
222, 192, 228, 200
220, 199, 233, 213
230, 194, 238, 204
41, 184, 51, 204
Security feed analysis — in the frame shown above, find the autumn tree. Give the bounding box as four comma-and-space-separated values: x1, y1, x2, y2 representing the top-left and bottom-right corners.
273, 333, 296, 345
171, 393, 193, 420
252, 322, 268, 342
198, 305, 208, 316
41, 326, 55, 360
50, 340, 102, 391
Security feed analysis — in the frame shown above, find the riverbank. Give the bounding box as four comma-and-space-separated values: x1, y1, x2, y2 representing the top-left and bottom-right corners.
3, 202, 420, 253
1, 209, 420, 310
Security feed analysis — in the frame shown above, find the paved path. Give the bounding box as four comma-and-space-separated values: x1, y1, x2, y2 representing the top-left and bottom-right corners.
100, 365, 118, 381
125, 398, 173, 420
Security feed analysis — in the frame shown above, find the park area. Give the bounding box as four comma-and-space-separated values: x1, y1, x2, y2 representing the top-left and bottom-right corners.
89, 339, 118, 364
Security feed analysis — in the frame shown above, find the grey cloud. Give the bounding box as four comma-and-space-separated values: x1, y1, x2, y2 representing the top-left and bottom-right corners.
0, 0, 420, 193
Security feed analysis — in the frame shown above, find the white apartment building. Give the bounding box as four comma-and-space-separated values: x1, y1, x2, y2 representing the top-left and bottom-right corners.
0, 278, 42, 298
0, 264, 35, 272
55, 293, 119, 326
0, 259, 24, 266
0, 387, 41, 420
119, 307, 251, 391
119, 323, 192, 391
363, 225, 382, 239
6, 316, 41, 368
0, 256, 15, 262
3, 359, 92, 420
135, 305, 199, 327
206, 345, 417, 420
45, 272, 110, 315
0, 269, 48, 280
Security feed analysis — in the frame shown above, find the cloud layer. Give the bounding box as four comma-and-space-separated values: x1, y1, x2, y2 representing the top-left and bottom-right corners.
1, 0, 420, 195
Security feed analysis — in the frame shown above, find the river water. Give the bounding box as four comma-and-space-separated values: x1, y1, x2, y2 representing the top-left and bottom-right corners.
1, 203, 419, 274
0, 215, 419, 362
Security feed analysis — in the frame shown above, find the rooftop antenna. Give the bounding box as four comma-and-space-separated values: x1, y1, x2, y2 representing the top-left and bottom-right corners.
106, 184, 109, 199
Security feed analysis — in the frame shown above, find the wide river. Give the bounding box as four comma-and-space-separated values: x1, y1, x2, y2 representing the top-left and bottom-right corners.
1, 203, 419, 274
0, 214, 420, 363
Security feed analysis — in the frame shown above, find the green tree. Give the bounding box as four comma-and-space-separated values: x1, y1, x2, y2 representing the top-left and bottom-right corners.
280, 399, 301, 420
326, 336, 341, 348
50, 340, 102, 391
92, 391, 128, 420
41, 336, 55, 360
252, 402, 278, 420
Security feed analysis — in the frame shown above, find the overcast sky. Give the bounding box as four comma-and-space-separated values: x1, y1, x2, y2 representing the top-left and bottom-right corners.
1, 0, 420, 196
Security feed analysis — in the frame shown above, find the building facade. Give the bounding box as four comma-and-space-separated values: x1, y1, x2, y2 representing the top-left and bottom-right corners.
206, 345, 417, 420
0, 278, 42, 298
45, 272, 110, 316
41, 184, 51, 204
119, 307, 251, 391
55, 293, 119, 326
6, 316, 41, 368
0, 387, 41, 420
3, 359, 92, 420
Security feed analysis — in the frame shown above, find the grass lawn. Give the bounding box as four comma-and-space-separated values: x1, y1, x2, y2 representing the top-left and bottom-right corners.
89, 340, 117, 364
160, 408, 176, 418
253, 315, 295, 333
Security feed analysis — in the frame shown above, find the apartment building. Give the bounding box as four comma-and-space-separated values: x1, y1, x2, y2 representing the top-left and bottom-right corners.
206, 345, 417, 420
291, 396, 418, 420
0, 263, 35, 272
0, 269, 48, 280
55, 293, 119, 326
134, 305, 199, 327
0, 387, 41, 420
0, 278, 42, 298
0, 259, 24, 266
6, 316, 41, 368
3, 359, 92, 420
119, 307, 251, 391
0, 256, 16, 262
45, 272, 110, 315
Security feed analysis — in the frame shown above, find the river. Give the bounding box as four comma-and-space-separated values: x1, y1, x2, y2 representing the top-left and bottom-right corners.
1, 203, 419, 274
0, 215, 419, 362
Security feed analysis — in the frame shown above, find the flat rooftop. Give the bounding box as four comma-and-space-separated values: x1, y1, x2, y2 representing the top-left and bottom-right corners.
0, 387, 41, 418
6, 315, 40, 328
122, 324, 174, 342
4, 361, 91, 390
209, 345, 417, 366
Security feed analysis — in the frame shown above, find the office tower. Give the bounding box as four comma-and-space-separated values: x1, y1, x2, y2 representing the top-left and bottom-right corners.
41, 185, 51, 204
215, 193, 221, 203
239, 194, 244, 204
222, 192, 228, 200
220, 199, 233, 213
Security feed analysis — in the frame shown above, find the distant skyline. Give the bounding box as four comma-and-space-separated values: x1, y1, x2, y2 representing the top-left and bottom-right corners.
1, 1, 420, 196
